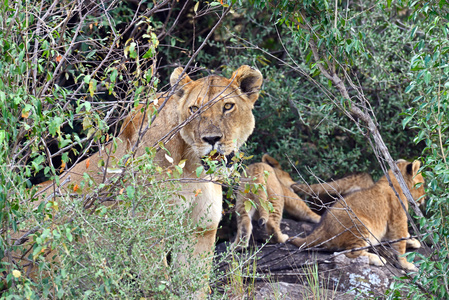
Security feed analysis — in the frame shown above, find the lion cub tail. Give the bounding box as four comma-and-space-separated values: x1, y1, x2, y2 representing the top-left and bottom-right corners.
290, 226, 326, 249
292, 173, 374, 196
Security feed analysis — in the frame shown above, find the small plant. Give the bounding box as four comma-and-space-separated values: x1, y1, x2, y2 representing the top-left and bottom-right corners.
300, 262, 340, 300
216, 247, 261, 300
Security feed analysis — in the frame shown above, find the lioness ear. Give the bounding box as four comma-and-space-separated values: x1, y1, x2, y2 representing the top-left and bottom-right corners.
262, 154, 280, 169
232, 65, 263, 103
170, 67, 192, 97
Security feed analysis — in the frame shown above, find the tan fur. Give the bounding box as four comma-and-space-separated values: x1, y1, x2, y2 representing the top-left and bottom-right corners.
292, 172, 375, 196
290, 160, 425, 271
232, 155, 320, 249
292, 170, 424, 248
15, 66, 263, 292
292, 173, 376, 214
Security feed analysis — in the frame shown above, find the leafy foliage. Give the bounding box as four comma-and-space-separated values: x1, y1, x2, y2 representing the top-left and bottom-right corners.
0, 0, 224, 298
393, 2, 449, 299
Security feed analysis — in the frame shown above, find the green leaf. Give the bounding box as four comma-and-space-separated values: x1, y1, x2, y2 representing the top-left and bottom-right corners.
86, 50, 96, 59
424, 70, 431, 85
196, 166, 204, 178
174, 165, 183, 176
49, 116, 63, 136
33, 246, 43, 258
410, 26, 418, 38
405, 84, 415, 93
110, 68, 118, 83
129, 42, 137, 59
402, 116, 413, 129
83, 75, 91, 84
66, 228, 73, 242
142, 48, 155, 59
0, 130, 5, 145
244, 200, 253, 213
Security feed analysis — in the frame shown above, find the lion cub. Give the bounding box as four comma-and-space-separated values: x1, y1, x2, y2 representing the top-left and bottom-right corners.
232, 154, 320, 249
290, 160, 425, 271
292, 169, 424, 249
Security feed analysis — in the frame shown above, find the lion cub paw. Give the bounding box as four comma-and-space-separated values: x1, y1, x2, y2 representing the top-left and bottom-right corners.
400, 260, 419, 272
406, 238, 421, 249
277, 233, 289, 244
367, 253, 386, 266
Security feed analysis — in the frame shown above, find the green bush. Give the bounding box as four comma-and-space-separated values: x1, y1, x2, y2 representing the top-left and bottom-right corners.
390, 2, 449, 298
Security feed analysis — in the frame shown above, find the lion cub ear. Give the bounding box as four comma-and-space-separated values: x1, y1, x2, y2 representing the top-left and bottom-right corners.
413, 160, 421, 176
170, 67, 192, 97
232, 65, 263, 103
262, 154, 281, 169
407, 160, 421, 176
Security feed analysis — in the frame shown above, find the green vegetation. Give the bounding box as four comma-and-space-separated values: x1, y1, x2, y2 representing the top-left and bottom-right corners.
1, 0, 448, 298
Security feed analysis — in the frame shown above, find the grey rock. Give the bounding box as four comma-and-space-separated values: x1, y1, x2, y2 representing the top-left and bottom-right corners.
254, 282, 355, 300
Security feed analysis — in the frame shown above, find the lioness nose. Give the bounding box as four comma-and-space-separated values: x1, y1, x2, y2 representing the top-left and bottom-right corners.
202, 135, 222, 145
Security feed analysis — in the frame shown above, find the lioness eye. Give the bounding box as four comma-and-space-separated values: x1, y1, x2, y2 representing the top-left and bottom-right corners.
223, 103, 234, 112
190, 106, 199, 113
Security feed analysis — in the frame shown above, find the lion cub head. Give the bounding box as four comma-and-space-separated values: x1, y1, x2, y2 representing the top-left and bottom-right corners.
169, 66, 263, 163
262, 154, 296, 187
395, 160, 426, 205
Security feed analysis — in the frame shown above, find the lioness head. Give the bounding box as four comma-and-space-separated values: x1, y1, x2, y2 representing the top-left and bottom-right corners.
169, 66, 263, 163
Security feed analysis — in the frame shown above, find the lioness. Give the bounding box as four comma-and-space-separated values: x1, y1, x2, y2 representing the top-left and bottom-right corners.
232, 154, 320, 249
21, 65, 263, 294
290, 160, 425, 271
